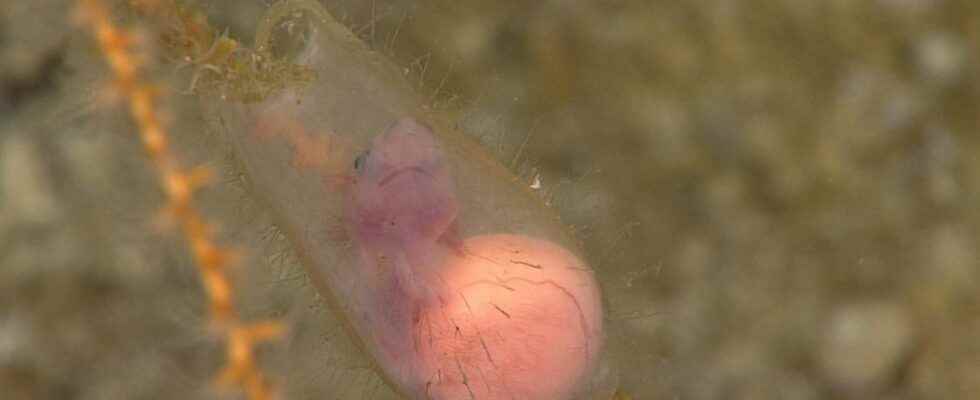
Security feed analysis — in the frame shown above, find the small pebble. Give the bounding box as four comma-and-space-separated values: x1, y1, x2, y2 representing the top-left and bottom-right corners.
819, 302, 914, 392
0, 134, 60, 224
916, 32, 966, 85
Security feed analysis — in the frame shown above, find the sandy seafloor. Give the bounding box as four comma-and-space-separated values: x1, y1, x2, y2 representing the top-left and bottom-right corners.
2, 1, 980, 399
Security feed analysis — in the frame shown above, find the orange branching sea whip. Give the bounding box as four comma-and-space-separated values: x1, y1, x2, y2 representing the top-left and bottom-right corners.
75, 1, 284, 399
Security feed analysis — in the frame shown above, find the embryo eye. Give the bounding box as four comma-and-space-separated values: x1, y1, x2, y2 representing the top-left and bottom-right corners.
354, 150, 370, 172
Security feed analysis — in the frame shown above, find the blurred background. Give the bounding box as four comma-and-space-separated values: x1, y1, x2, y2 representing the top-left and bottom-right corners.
1, 1, 979, 399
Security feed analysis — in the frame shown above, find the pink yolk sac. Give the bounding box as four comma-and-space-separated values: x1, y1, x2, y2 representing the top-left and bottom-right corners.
410, 233, 605, 400
359, 233, 604, 400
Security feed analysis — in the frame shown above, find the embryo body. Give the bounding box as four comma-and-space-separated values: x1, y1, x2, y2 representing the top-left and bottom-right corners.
346, 117, 459, 303
345, 117, 460, 374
